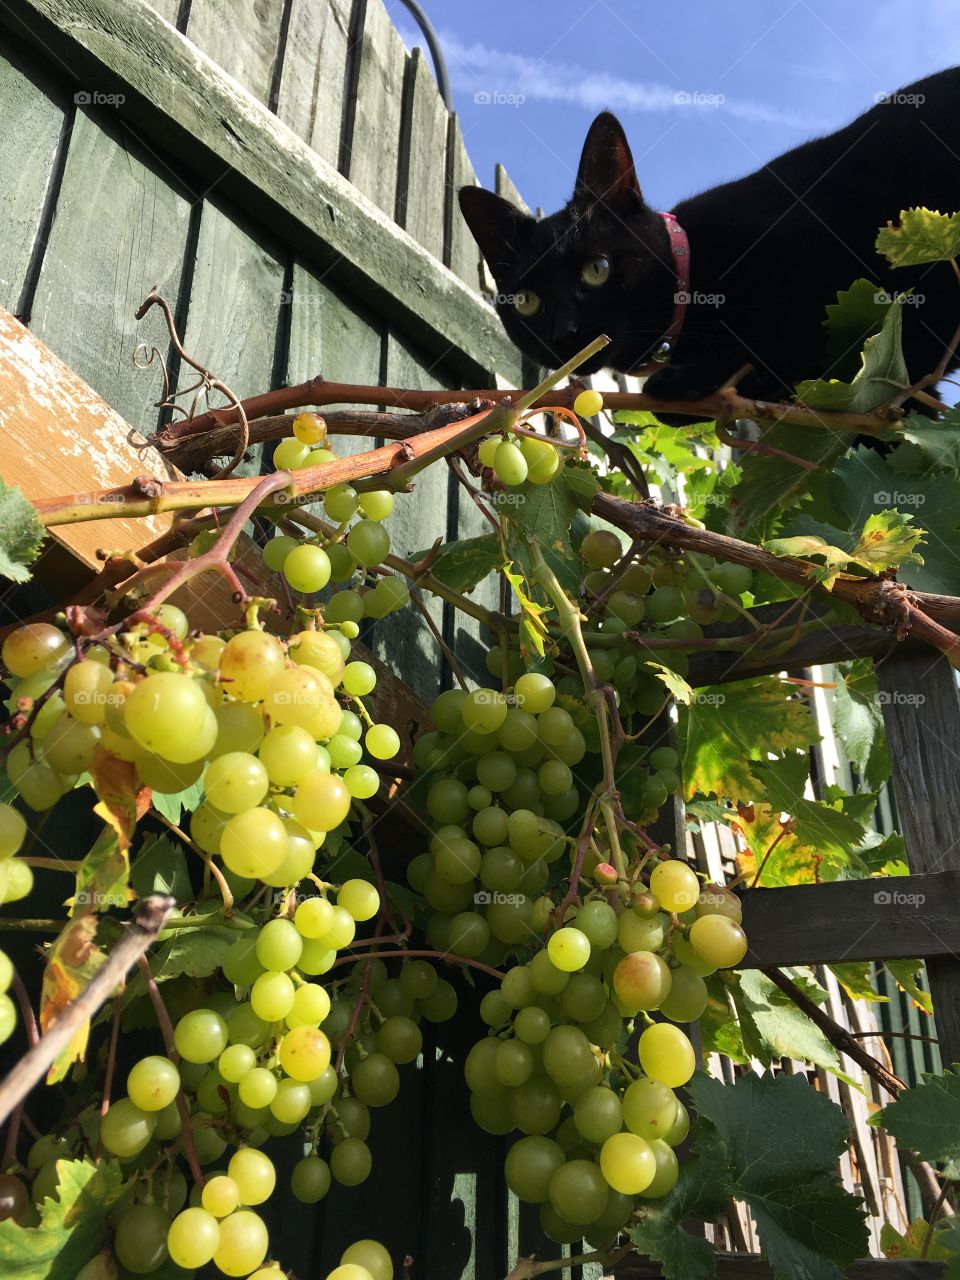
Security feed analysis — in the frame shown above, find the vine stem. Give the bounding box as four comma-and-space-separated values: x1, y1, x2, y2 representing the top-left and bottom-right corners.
152, 810, 234, 911
2, 976, 40, 1171
921, 1180, 955, 1257
329, 949, 505, 981
505, 1242, 633, 1278
0, 897, 174, 1127
97, 994, 124, 1158
136, 954, 206, 1190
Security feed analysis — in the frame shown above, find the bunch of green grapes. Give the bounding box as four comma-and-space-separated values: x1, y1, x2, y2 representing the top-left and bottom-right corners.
0, 800, 30, 1047
461, 862, 748, 1246
259, 412, 410, 622
477, 429, 565, 489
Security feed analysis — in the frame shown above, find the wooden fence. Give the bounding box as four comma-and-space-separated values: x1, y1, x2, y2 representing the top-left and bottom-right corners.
0, 2, 956, 1278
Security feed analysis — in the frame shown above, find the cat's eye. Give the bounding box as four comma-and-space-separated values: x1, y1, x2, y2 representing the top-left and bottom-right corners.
581, 256, 610, 287
514, 290, 541, 318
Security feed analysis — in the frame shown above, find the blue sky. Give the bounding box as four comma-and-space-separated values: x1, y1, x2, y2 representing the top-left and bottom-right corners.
389, 0, 959, 215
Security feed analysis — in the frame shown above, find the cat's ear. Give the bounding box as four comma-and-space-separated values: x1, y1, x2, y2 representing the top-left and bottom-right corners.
575, 112, 643, 211
459, 186, 527, 275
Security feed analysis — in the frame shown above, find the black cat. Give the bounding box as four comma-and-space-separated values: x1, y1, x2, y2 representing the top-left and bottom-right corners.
459, 70, 960, 405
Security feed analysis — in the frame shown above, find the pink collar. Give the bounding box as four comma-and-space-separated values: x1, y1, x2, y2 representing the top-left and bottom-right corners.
639, 211, 689, 371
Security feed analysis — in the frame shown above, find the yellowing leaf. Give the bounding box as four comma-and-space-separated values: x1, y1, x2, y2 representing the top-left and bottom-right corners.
644, 661, 693, 706
726, 802, 821, 887
39, 916, 104, 1083
876, 207, 960, 267
90, 748, 151, 855
0, 1158, 123, 1278
764, 510, 924, 588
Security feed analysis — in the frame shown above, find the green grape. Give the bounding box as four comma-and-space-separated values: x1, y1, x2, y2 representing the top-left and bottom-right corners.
326, 590, 364, 625
509, 1077, 563, 1136
272, 437, 309, 470
27, 1135, 71, 1169
344, 763, 378, 798
671, 930, 716, 976
659, 965, 708, 1022
228, 1148, 276, 1206
346, 520, 390, 567
61, 660, 113, 726
239, 1067, 279, 1109
324, 484, 360, 522
394, 962, 434, 1004
430, 689, 468, 733
314, 904, 356, 950
220, 808, 289, 880
288, 982, 332, 1028
115, 1202, 170, 1273
476, 751, 517, 793
427, 778, 470, 825
351, 1052, 400, 1106
284, 544, 332, 593
221, 932, 265, 988
293, 412, 327, 444
479, 845, 523, 892
645, 586, 684, 624
0, 1172, 28, 1222
0, 952, 12, 994
573, 389, 604, 418
663, 1101, 689, 1147
228, 1003, 270, 1050
330, 1138, 372, 1187
340, 1239, 392, 1280
290, 768, 349, 836
560, 972, 607, 1023
493, 438, 528, 485
123, 672, 210, 763
579, 529, 620, 568
695, 883, 743, 922
338, 878, 379, 922
613, 952, 672, 1014
0, 804, 26, 860
514, 1006, 550, 1045
574, 900, 618, 950
549, 1159, 609, 1225
478, 435, 501, 467
461, 688, 508, 734
251, 971, 295, 1022
689, 915, 748, 968
600, 1132, 656, 1195
205, 752, 269, 815
542, 1026, 597, 1090
291, 1156, 331, 1203
1, 859, 33, 903
376, 1015, 422, 1064
418, 978, 457, 1023
606, 590, 645, 625
486, 896, 534, 945
257, 725, 316, 786
537, 707, 573, 746
219, 632, 286, 703
638, 1023, 696, 1087
219, 1044, 257, 1084
574, 1086, 623, 1144
270, 1078, 312, 1124
618, 911, 666, 954
213, 1209, 269, 1276
520, 435, 561, 484
127, 1056, 180, 1112
279, 1025, 331, 1081
505, 1135, 564, 1203
341, 661, 376, 698
199, 1174, 240, 1220
166, 1206, 220, 1268
471, 1090, 513, 1135
538, 759, 572, 796
547, 928, 591, 973
529, 950, 568, 995
493, 1039, 534, 1087
256, 919, 302, 972
2, 624, 70, 678
330, 1096, 371, 1140
193, 1126, 228, 1166
638, 1138, 680, 1199
294, 896, 335, 939
174, 1009, 228, 1064
649, 860, 700, 913
298, 939, 337, 976
539, 1202, 584, 1245
100, 1099, 157, 1158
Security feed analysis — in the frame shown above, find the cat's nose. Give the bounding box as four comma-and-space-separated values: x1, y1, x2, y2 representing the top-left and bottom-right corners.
550, 307, 579, 343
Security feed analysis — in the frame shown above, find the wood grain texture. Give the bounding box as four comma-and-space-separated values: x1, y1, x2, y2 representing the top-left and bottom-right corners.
740, 872, 960, 967
0, 0, 522, 382
342, 0, 405, 216
397, 46, 447, 259
178, 199, 285, 478
29, 105, 191, 435
273, 0, 350, 164
0, 43, 68, 311
877, 652, 960, 1067
0, 307, 172, 571
495, 161, 529, 213
142, 0, 178, 20
445, 112, 483, 291
184, 0, 285, 103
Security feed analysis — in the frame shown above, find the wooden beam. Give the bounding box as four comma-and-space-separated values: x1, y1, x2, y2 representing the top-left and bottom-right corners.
0, 0, 523, 385
739, 872, 960, 968
616, 1253, 944, 1278
878, 653, 960, 1066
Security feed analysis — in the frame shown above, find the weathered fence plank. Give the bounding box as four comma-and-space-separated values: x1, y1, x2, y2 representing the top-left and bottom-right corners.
445, 113, 482, 292
341, 0, 406, 217
184, 0, 285, 104
397, 46, 447, 259
618, 1257, 944, 1278
273, 0, 351, 165
0, 43, 68, 313
877, 652, 960, 1067
740, 872, 960, 968
28, 105, 191, 435
495, 161, 529, 212
143, 0, 178, 21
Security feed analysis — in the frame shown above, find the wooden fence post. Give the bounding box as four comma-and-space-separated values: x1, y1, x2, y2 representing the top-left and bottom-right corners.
877, 650, 960, 1067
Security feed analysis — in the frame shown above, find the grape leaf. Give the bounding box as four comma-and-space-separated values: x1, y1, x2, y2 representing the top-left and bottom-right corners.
700, 975, 749, 1064
822, 278, 891, 379
40, 914, 104, 1083
763, 509, 924, 589
150, 775, 205, 827
880, 1217, 956, 1263
130, 835, 192, 903
90, 748, 151, 857
876, 207, 960, 266
728, 971, 844, 1077
726, 801, 820, 887
884, 958, 933, 1015
71, 828, 132, 916
502, 462, 599, 553
875, 1066, 960, 1176
688, 1072, 868, 1280
0, 478, 45, 584
0, 1158, 123, 1279
628, 1128, 729, 1280
833, 659, 890, 790
892, 409, 960, 474
796, 297, 907, 416
643, 661, 692, 705
680, 678, 819, 804
411, 534, 502, 594
754, 757, 876, 872
727, 425, 848, 540
829, 962, 887, 1004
